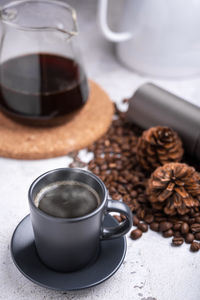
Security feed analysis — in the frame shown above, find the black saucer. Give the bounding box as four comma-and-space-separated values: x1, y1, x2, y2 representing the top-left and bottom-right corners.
11, 214, 126, 291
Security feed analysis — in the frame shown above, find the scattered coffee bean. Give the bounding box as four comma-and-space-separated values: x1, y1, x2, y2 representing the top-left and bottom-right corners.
155, 216, 167, 222
120, 214, 126, 221
180, 215, 189, 222
112, 193, 122, 201
130, 229, 142, 240
163, 229, 173, 238
130, 190, 137, 198
195, 217, 200, 223
190, 242, 200, 252
188, 218, 196, 225
133, 215, 139, 226
172, 237, 184, 246
173, 231, 182, 238
144, 214, 154, 224
191, 223, 200, 233
70, 103, 200, 253
137, 222, 148, 233
150, 222, 160, 232
113, 215, 122, 223
193, 212, 200, 217
159, 221, 173, 232
181, 222, 189, 234
195, 232, 200, 241
136, 208, 146, 220
173, 223, 182, 231
185, 233, 195, 244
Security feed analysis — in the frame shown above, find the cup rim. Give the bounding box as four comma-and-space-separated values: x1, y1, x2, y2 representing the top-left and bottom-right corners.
28, 167, 107, 223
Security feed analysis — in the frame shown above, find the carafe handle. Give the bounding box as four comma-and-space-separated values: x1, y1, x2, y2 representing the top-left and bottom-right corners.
98, 0, 132, 42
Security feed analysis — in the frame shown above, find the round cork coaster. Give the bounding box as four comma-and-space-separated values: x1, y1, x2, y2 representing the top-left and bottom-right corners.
0, 80, 114, 160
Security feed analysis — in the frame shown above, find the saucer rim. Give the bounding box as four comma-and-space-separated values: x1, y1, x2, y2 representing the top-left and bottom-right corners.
10, 214, 127, 291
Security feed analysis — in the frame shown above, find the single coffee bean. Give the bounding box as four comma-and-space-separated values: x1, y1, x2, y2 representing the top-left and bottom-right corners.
173, 222, 182, 231
133, 215, 139, 226
190, 242, 200, 252
181, 222, 189, 234
195, 217, 200, 223
168, 217, 179, 223
173, 231, 182, 238
188, 218, 196, 225
118, 176, 127, 184
100, 175, 106, 182
137, 222, 148, 233
95, 157, 104, 165
190, 209, 196, 216
154, 212, 164, 217
185, 233, 195, 244
191, 223, 200, 233
150, 222, 159, 232
120, 214, 126, 221
122, 143, 130, 151
123, 194, 131, 203
130, 229, 143, 240
110, 182, 118, 189
144, 214, 154, 224
163, 229, 173, 238
137, 195, 146, 204
113, 215, 122, 223
93, 167, 100, 175
100, 163, 108, 171
195, 232, 200, 241
159, 221, 173, 232
112, 193, 122, 201
118, 184, 127, 195
193, 212, 200, 217
180, 215, 189, 222
172, 237, 184, 246
130, 190, 137, 198
104, 139, 110, 147
136, 208, 146, 220
154, 216, 167, 222
109, 163, 117, 169
110, 186, 117, 194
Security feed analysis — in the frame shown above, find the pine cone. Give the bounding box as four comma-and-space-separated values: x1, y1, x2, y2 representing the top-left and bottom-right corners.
147, 163, 200, 216
137, 126, 184, 171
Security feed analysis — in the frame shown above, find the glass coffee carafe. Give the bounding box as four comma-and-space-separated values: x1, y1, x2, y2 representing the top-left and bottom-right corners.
0, 0, 89, 126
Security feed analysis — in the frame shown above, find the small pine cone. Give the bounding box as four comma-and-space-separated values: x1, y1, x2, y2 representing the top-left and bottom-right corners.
146, 163, 200, 216
137, 126, 184, 171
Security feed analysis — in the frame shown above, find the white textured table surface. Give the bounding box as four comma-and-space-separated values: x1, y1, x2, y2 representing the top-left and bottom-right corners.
1, 1, 200, 300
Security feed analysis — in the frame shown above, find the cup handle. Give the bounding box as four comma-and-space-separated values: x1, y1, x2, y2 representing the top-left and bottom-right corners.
101, 199, 132, 240
98, 0, 132, 42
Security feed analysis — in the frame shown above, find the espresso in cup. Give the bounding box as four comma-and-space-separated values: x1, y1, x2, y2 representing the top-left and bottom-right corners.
34, 180, 100, 218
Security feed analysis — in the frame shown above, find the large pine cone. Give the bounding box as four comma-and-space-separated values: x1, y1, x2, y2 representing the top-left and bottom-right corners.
147, 163, 200, 216
137, 126, 184, 171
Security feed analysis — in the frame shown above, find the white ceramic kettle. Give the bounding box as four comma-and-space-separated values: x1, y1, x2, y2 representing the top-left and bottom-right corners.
98, 0, 200, 78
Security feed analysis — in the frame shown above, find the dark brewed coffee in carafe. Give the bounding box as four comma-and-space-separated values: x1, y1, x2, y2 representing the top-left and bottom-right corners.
0, 53, 89, 126
0, 0, 89, 126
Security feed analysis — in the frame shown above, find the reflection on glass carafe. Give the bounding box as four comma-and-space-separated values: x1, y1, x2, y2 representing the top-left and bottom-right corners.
0, 0, 89, 126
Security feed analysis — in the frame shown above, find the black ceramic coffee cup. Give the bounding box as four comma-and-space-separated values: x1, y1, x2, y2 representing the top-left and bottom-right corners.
28, 168, 132, 272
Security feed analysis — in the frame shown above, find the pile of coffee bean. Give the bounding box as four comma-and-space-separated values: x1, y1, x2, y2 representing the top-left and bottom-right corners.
69, 103, 200, 252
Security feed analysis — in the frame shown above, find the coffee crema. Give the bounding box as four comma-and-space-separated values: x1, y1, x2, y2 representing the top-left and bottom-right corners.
34, 180, 101, 218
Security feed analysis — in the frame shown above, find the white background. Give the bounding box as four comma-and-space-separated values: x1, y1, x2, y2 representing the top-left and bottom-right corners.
1, 1, 200, 300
